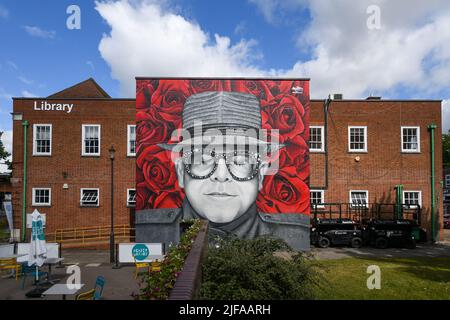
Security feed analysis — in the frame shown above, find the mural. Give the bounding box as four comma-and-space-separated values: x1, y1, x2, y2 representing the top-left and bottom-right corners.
136, 79, 310, 248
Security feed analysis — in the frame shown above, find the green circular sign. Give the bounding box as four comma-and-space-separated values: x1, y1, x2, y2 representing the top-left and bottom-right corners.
132, 244, 149, 261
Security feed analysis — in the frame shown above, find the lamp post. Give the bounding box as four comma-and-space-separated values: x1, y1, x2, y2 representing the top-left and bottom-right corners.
109, 145, 115, 263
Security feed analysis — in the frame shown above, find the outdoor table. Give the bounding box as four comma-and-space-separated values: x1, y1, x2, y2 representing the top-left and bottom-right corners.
43, 283, 84, 300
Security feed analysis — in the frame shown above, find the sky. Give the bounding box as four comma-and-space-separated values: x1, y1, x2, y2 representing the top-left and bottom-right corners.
0, 0, 450, 172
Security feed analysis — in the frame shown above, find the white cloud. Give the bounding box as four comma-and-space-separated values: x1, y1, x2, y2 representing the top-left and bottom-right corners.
443, 100, 450, 134
0, 130, 12, 173
6, 61, 18, 70
86, 61, 95, 73
96, 0, 450, 104
96, 0, 269, 96
18, 76, 33, 85
21, 90, 37, 98
24, 25, 56, 39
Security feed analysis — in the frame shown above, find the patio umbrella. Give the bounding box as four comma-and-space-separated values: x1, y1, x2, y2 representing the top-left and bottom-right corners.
28, 209, 47, 282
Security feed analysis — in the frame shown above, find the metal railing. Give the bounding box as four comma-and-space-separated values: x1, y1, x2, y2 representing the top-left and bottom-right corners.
50, 224, 135, 244
311, 202, 421, 225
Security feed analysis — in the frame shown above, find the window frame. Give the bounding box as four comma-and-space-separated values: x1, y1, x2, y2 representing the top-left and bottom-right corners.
80, 188, 100, 207
33, 124, 52, 156
127, 188, 136, 207
81, 124, 101, 157
403, 190, 422, 209
127, 125, 136, 157
349, 190, 369, 208
310, 190, 325, 209
445, 174, 450, 188
348, 126, 368, 153
309, 126, 325, 152
32, 188, 51, 206
401, 126, 420, 153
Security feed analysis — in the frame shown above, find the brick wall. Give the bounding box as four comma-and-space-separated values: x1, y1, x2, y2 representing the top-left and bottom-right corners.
12, 97, 135, 239
310, 99, 444, 239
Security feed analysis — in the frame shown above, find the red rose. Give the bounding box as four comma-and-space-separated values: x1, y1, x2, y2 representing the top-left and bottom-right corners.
151, 191, 184, 208
189, 80, 224, 94
136, 185, 153, 210
265, 80, 294, 97
263, 94, 305, 142
152, 80, 190, 127
136, 80, 159, 110
136, 110, 174, 146
232, 80, 274, 106
257, 166, 310, 214
137, 145, 180, 193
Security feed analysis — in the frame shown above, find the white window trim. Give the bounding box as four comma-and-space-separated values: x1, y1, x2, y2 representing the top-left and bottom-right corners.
349, 190, 369, 208
80, 188, 100, 207
309, 126, 325, 152
445, 174, 450, 188
310, 190, 325, 208
33, 124, 52, 156
81, 124, 101, 156
127, 188, 136, 207
127, 125, 136, 157
403, 190, 422, 208
32, 188, 51, 206
401, 126, 420, 153
348, 126, 368, 153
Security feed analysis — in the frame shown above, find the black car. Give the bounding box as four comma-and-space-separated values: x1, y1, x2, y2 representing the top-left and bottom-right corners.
365, 219, 416, 249
311, 218, 364, 248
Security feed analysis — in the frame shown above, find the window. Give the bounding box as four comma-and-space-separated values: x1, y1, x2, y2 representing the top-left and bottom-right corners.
309, 126, 324, 152
33, 124, 52, 156
348, 126, 367, 152
80, 188, 99, 207
401, 126, 420, 152
127, 125, 136, 156
127, 189, 136, 207
82, 125, 101, 156
446, 175, 450, 188
403, 191, 422, 208
32, 188, 51, 206
350, 190, 368, 208
310, 190, 324, 208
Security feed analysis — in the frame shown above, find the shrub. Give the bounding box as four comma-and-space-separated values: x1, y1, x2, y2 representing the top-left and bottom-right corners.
200, 236, 320, 300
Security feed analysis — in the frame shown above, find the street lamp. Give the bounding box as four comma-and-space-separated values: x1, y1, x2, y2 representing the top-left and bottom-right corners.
109, 145, 115, 263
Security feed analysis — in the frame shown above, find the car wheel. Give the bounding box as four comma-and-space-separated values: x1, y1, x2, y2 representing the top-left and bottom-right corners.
351, 237, 363, 248
318, 236, 330, 248
375, 237, 388, 249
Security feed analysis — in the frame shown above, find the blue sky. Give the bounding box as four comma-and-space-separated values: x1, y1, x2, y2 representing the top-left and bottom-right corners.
1, 0, 450, 171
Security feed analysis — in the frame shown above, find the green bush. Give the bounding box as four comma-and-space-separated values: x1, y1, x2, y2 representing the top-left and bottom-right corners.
200, 236, 320, 300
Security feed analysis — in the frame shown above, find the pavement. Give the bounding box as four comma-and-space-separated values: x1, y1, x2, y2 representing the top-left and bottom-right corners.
0, 249, 141, 300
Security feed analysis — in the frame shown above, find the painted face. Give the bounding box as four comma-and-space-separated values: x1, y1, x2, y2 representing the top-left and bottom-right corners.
175, 150, 267, 223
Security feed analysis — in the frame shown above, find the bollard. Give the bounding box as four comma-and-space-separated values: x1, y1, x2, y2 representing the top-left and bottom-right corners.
112, 243, 121, 269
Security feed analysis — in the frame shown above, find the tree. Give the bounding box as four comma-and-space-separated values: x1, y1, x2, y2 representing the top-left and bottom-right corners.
444, 130, 450, 167
0, 131, 12, 171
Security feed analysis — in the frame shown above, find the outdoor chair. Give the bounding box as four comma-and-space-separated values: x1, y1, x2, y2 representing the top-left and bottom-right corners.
133, 255, 150, 279
75, 276, 105, 300
0, 258, 21, 280
20, 264, 48, 289
75, 289, 95, 300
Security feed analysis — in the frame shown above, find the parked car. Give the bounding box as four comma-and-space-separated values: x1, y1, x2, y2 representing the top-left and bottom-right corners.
311, 218, 364, 248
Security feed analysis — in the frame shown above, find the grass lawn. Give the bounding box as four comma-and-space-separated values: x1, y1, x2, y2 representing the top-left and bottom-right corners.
312, 257, 450, 300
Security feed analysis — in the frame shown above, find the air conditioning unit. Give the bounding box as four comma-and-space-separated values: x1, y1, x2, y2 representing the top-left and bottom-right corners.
330, 93, 343, 100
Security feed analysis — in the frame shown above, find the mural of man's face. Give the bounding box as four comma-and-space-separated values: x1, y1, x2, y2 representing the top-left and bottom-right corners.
175, 146, 268, 223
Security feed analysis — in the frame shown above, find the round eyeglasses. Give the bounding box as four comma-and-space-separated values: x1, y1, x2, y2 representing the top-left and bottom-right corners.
182, 148, 261, 181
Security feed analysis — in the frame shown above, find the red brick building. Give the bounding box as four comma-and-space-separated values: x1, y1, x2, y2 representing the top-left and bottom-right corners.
11, 79, 135, 241
10, 79, 445, 242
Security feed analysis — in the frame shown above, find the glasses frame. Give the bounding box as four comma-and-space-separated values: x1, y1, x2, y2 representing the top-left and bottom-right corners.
182, 148, 261, 181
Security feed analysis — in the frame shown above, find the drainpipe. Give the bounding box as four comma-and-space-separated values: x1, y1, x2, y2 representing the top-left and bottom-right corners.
428, 124, 437, 243
21, 120, 29, 242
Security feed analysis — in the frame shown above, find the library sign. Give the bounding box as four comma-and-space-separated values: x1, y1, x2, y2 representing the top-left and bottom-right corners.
34, 101, 74, 113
